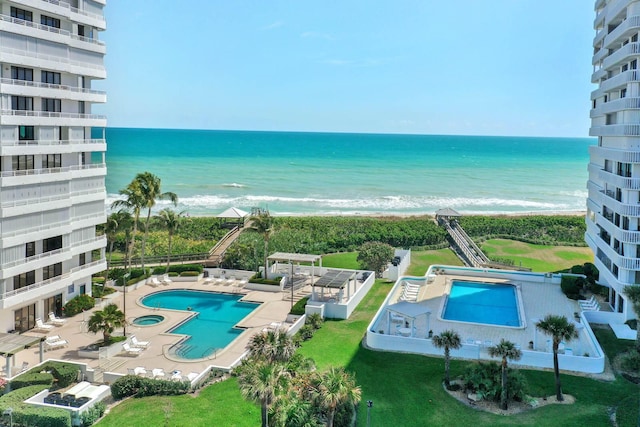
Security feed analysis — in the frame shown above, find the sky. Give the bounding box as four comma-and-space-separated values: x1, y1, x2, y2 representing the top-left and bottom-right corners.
94, 1, 596, 137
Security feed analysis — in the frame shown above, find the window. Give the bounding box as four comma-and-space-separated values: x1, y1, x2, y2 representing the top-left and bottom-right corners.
11, 96, 33, 111
11, 66, 33, 81
14, 304, 36, 333
43, 154, 61, 169
621, 88, 627, 98
10, 7, 32, 22
78, 25, 85, 37
43, 263, 62, 280
80, 284, 86, 295
25, 242, 35, 258
81, 152, 86, 165
18, 126, 35, 141
42, 98, 61, 112
41, 15, 60, 28
79, 101, 85, 114
12, 155, 34, 171
67, 284, 75, 295
43, 235, 62, 253
79, 253, 86, 266
13, 271, 35, 290
41, 71, 61, 85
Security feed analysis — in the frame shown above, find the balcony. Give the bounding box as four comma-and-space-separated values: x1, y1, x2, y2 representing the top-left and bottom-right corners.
0, 163, 106, 187
589, 145, 640, 163
602, 42, 640, 70
593, 46, 609, 65
605, 16, 640, 48
594, 211, 640, 243
592, 67, 607, 84
592, 165, 640, 189
0, 138, 106, 156
591, 70, 640, 98
0, 13, 105, 53
0, 77, 107, 103
591, 96, 640, 118
589, 124, 640, 137
10, 0, 106, 29
0, 109, 107, 127
0, 46, 106, 79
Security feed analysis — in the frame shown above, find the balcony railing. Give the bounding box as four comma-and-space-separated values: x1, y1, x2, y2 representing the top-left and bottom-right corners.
605, 16, 640, 48
0, 219, 70, 239
0, 46, 105, 72
0, 188, 104, 209
0, 13, 105, 46
0, 109, 106, 120
591, 96, 640, 117
602, 42, 640, 70
0, 77, 106, 95
0, 272, 71, 300
0, 138, 105, 147
1, 248, 63, 269
590, 124, 640, 137
38, 0, 105, 22
0, 163, 105, 178
589, 145, 640, 163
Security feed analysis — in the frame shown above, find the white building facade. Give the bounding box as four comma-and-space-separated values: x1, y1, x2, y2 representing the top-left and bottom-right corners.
0, 0, 106, 332
588, 0, 640, 319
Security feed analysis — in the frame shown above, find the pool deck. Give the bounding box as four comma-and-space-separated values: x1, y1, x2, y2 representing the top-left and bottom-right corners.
11, 279, 300, 381
368, 267, 607, 374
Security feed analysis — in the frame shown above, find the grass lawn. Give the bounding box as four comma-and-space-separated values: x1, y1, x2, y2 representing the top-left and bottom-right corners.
322, 252, 360, 270
405, 248, 463, 276
481, 239, 593, 272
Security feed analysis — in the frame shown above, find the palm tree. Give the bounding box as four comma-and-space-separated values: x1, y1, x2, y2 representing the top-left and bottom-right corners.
157, 208, 185, 272
237, 359, 287, 427
111, 180, 145, 270
432, 329, 462, 388
246, 328, 297, 363
250, 211, 273, 278
313, 367, 361, 427
624, 285, 640, 352
535, 314, 578, 401
133, 172, 178, 271
87, 303, 126, 343
488, 339, 522, 410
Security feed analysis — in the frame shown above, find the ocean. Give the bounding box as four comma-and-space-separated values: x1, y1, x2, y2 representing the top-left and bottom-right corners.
102, 128, 594, 216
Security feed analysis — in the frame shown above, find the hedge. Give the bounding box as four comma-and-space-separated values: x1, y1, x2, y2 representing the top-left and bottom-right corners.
63, 294, 95, 317
180, 271, 200, 277
10, 372, 53, 391
249, 273, 282, 286
0, 384, 71, 427
35, 361, 81, 388
152, 264, 203, 275
290, 297, 309, 316
111, 375, 190, 399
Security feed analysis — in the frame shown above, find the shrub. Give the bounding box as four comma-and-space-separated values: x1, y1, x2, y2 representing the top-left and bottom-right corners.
63, 294, 95, 317
621, 351, 640, 371
290, 297, 309, 316
180, 271, 200, 277
462, 362, 527, 403
92, 284, 115, 298
297, 324, 315, 341
248, 273, 282, 285
81, 401, 106, 426
10, 372, 54, 391
0, 384, 71, 427
560, 276, 581, 300
152, 264, 203, 275
306, 313, 323, 330
92, 277, 105, 285
111, 375, 190, 400
41, 361, 81, 388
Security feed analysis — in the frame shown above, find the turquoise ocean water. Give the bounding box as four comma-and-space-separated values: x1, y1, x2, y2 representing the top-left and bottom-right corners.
103, 128, 594, 216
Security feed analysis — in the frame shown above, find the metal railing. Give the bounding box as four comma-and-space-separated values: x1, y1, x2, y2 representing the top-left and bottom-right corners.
0, 109, 106, 120
109, 253, 209, 267
0, 138, 105, 147
0, 13, 104, 46
0, 77, 106, 95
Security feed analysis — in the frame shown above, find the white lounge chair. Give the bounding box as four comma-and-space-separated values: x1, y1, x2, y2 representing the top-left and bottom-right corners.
131, 336, 150, 349
48, 312, 66, 326
122, 343, 142, 356
45, 335, 68, 350
162, 274, 173, 285
132, 366, 147, 376
238, 278, 248, 287
35, 318, 54, 331
203, 276, 214, 285
148, 277, 162, 287
152, 368, 165, 379
186, 372, 199, 382
215, 275, 226, 284
579, 296, 598, 309
170, 370, 183, 381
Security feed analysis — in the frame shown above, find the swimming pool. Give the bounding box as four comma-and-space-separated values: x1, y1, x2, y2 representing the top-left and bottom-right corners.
140, 290, 260, 359
442, 281, 521, 327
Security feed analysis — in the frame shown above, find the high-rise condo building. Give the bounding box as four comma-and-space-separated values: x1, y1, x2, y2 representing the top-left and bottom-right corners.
0, 0, 106, 332
588, 0, 640, 319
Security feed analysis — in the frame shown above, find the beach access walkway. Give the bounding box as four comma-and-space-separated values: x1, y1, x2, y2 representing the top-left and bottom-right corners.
205, 220, 252, 267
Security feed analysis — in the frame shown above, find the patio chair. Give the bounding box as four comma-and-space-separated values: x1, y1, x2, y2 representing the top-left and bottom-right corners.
19, 361, 28, 373
215, 275, 226, 284
48, 312, 66, 326
35, 318, 54, 331
203, 276, 214, 285
162, 274, 173, 285
152, 368, 165, 379
148, 277, 162, 287
237, 278, 248, 287
122, 342, 142, 356
45, 335, 68, 351
170, 370, 183, 381
133, 366, 147, 376
186, 372, 199, 382
131, 336, 150, 349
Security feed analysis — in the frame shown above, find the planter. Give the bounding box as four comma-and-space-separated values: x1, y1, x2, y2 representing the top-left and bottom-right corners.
172, 274, 203, 282
78, 338, 127, 359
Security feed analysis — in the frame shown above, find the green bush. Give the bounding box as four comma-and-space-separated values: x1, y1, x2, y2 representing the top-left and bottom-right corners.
560, 276, 581, 300
92, 277, 105, 285
621, 351, 640, 371
152, 264, 203, 275
91, 284, 115, 298
297, 324, 315, 341
249, 273, 282, 286
180, 271, 201, 277
0, 384, 71, 427
81, 401, 106, 426
38, 361, 81, 388
10, 372, 54, 391
290, 297, 309, 316
111, 375, 190, 400
462, 362, 527, 403
63, 294, 95, 317
306, 313, 323, 330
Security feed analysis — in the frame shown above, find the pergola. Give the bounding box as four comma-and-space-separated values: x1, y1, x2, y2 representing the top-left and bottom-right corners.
311, 269, 357, 303
435, 207, 462, 223
0, 333, 45, 377
267, 252, 322, 283
386, 301, 431, 337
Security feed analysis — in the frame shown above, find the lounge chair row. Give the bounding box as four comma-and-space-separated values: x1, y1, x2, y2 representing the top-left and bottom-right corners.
45, 335, 68, 351
122, 336, 150, 356
147, 275, 174, 287
127, 367, 200, 383
202, 275, 248, 286
34, 312, 67, 331
579, 295, 600, 311
399, 283, 420, 302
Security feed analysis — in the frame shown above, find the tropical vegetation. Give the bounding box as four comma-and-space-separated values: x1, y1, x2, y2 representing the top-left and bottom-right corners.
487, 339, 523, 410
87, 303, 126, 343
432, 329, 462, 388
535, 315, 578, 402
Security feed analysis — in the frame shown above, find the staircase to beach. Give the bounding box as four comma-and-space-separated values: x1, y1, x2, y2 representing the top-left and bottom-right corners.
204, 221, 252, 267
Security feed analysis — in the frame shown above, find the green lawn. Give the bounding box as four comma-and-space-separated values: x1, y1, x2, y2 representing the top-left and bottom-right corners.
322, 252, 360, 270
481, 239, 593, 272
97, 247, 637, 426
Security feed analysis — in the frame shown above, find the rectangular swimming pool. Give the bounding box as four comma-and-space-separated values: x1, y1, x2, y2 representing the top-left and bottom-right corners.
442, 281, 521, 327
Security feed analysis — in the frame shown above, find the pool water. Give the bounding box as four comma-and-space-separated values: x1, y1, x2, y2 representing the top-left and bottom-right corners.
140, 290, 260, 359
442, 281, 520, 327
